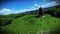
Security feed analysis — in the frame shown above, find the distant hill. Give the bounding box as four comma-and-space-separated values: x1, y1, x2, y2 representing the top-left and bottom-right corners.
45, 5, 60, 10
20, 5, 60, 15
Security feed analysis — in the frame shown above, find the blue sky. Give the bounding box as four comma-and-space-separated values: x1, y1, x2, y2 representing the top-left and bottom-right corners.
1, 0, 52, 10
0, 0, 60, 15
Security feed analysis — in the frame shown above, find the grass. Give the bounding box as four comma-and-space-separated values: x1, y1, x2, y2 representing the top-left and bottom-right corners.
1, 14, 60, 34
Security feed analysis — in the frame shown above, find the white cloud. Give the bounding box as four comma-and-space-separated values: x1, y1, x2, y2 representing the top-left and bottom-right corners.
2, 8, 12, 12
34, 4, 38, 6
19, 8, 36, 13
0, 8, 13, 15
0, 8, 19, 15
37, 5, 42, 8
12, 9, 15, 10
41, 1, 59, 8
32, 3, 39, 9
0, 1, 59, 15
0, 5, 36, 15
15, 11, 18, 12
33, 1, 59, 8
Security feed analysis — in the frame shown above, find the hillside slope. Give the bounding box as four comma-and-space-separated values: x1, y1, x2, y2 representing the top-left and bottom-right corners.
1, 14, 60, 34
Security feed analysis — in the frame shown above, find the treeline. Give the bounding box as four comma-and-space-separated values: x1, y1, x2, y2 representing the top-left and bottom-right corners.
0, 13, 25, 26
45, 6, 60, 18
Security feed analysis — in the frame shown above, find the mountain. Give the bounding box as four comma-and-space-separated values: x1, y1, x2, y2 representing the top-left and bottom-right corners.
20, 5, 60, 15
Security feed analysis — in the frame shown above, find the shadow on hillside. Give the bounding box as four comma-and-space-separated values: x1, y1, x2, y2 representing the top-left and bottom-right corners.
50, 26, 60, 34
0, 29, 16, 34
45, 11, 60, 18
0, 20, 13, 26
51, 14, 60, 18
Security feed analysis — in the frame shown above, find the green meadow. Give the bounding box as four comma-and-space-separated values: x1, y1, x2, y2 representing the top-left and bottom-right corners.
1, 5, 60, 34
1, 14, 60, 34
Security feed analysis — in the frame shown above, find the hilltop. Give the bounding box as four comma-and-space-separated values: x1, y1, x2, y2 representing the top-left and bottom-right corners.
1, 14, 60, 34
0, 5, 60, 34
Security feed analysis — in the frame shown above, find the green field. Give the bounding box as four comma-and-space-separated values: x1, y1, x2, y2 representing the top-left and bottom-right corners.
1, 14, 60, 34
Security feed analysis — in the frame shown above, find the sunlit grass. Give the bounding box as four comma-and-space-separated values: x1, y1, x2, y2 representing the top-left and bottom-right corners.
1, 14, 60, 34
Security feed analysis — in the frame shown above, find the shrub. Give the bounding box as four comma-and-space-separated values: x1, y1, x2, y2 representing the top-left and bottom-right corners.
0, 17, 13, 26
56, 12, 60, 18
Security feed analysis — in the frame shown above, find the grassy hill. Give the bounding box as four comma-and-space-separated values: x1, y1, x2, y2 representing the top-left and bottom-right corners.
1, 14, 60, 34
0, 5, 60, 34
